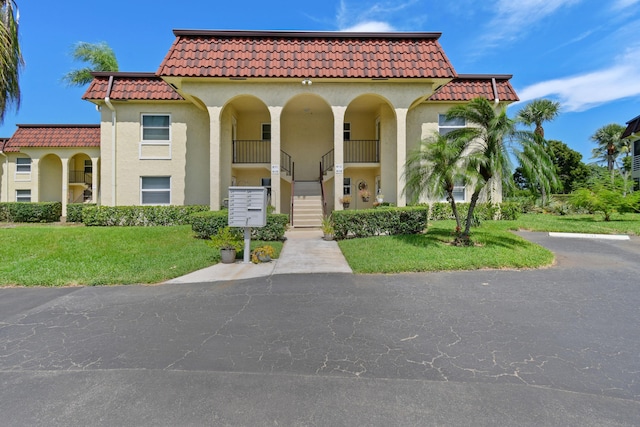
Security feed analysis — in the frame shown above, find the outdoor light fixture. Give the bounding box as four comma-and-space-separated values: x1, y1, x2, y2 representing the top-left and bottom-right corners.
302, 78, 312, 86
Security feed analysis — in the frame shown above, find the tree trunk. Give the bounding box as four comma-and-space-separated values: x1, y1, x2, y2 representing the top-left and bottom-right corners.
448, 191, 462, 232
462, 188, 482, 239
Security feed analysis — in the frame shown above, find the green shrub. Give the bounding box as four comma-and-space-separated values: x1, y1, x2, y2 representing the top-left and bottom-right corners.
190, 210, 289, 241
0, 202, 62, 223
498, 202, 521, 220
429, 202, 499, 221
67, 203, 96, 223
82, 205, 209, 226
332, 206, 429, 239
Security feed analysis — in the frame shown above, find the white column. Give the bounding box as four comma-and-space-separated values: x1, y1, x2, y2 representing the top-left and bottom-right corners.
332, 106, 346, 210
61, 157, 69, 218
396, 108, 408, 207
269, 106, 282, 213
209, 107, 223, 211
31, 158, 39, 202
92, 157, 99, 204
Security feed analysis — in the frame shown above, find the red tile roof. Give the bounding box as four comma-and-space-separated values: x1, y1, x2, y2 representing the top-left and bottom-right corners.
428, 74, 519, 102
0, 138, 9, 152
622, 114, 640, 139
82, 73, 183, 101
157, 30, 457, 79
2, 125, 100, 152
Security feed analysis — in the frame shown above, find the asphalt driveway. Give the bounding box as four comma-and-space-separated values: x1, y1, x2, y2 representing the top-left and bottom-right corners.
0, 232, 639, 426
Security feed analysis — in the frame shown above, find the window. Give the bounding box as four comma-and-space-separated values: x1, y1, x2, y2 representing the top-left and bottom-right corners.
16, 157, 31, 173
438, 114, 465, 135
343, 177, 351, 195
343, 122, 351, 141
261, 123, 271, 140
142, 114, 170, 141
16, 189, 31, 202
141, 176, 171, 205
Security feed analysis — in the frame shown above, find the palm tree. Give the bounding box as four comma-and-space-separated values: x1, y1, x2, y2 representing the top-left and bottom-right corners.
516, 98, 561, 204
446, 97, 558, 240
0, 0, 23, 124
404, 132, 477, 234
516, 98, 560, 138
62, 41, 118, 87
590, 123, 625, 172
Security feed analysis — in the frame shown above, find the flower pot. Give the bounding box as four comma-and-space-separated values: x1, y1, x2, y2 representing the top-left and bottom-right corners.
362, 197, 369, 202
323, 233, 334, 241
342, 203, 350, 209
220, 248, 236, 264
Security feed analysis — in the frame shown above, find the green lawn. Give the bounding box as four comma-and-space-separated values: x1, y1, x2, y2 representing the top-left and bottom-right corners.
1, 213, 638, 285
0, 225, 281, 286
338, 213, 640, 274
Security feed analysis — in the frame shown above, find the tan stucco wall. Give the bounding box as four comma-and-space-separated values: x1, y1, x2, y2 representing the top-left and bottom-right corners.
100, 102, 209, 206
0, 148, 99, 205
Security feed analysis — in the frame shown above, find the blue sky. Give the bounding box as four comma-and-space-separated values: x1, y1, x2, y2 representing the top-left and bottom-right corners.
1, 0, 639, 162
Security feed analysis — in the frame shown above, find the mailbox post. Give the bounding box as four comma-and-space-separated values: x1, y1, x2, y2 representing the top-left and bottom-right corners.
228, 187, 268, 263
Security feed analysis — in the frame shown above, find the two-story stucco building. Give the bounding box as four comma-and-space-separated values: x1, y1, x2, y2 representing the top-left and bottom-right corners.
1, 29, 519, 223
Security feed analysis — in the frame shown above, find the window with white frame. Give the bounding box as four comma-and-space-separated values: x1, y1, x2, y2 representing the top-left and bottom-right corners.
141, 114, 171, 142
438, 114, 465, 135
343, 122, 351, 141
141, 176, 171, 205
16, 189, 31, 202
343, 177, 351, 195
261, 123, 271, 140
16, 157, 31, 173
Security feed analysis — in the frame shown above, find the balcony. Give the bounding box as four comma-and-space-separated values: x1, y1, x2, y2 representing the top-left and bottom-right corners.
344, 140, 380, 163
69, 171, 92, 185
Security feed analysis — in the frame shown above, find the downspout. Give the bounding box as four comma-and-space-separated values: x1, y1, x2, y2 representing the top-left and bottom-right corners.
0, 150, 7, 202
491, 78, 500, 105
104, 75, 117, 206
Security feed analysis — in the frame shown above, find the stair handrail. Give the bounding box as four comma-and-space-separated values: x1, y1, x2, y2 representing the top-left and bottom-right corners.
319, 161, 327, 217
321, 149, 334, 176
289, 162, 295, 226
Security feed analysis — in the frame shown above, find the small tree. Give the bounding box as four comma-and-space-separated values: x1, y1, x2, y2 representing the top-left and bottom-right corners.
404, 132, 477, 238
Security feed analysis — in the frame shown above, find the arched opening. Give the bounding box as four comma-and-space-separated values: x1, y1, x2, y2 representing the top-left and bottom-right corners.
343, 94, 395, 209
68, 153, 93, 203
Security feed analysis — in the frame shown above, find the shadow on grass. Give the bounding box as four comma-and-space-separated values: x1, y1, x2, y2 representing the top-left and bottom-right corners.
387, 227, 533, 251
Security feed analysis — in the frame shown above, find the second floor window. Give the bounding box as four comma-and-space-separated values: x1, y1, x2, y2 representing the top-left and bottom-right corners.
142, 114, 170, 141
261, 123, 271, 140
438, 114, 465, 135
16, 157, 31, 173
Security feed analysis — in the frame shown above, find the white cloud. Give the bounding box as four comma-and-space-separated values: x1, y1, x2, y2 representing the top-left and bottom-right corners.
340, 21, 396, 32
515, 46, 640, 112
336, 0, 418, 31
613, 0, 640, 9
483, 0, 583, 44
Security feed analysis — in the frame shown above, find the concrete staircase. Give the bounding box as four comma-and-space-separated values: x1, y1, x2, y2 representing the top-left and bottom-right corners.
292, 181, 324, 228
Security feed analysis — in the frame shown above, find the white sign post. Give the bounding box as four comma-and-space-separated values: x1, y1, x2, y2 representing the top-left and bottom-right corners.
228, 187, 268, 263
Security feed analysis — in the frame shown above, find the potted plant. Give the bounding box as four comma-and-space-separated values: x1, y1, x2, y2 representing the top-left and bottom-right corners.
359, 189, 371, 202
376, 194, 384, 203
207, 226, 243, 264
321, 215, 334, 241
339, 195, 352, 208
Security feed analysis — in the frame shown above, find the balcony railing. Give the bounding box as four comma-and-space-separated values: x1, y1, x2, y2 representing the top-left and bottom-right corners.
233, 139, 380, 168
344, 140, 379, 163
633, 154, 640, 172
69, 171, 92, 184
233, 140, 271, 164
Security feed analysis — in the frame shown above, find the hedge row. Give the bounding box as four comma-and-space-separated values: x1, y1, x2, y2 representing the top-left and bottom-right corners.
66, 203, 96, 223
190, 210, 289, 241
82, 205, 210, 226
332, 206, 429, 239
0, 202, 62, 223
429, 202, 521, 221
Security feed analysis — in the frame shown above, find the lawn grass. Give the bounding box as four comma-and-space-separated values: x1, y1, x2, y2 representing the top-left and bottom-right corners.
505, 212, 640, 235
338, 220, 555, 273
0, 225, 282, 286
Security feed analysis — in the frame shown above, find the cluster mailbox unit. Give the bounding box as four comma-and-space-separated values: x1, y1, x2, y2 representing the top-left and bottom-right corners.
228, 187, 268, 263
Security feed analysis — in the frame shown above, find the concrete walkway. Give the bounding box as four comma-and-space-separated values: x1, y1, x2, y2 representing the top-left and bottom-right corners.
165, 228, 351, 284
